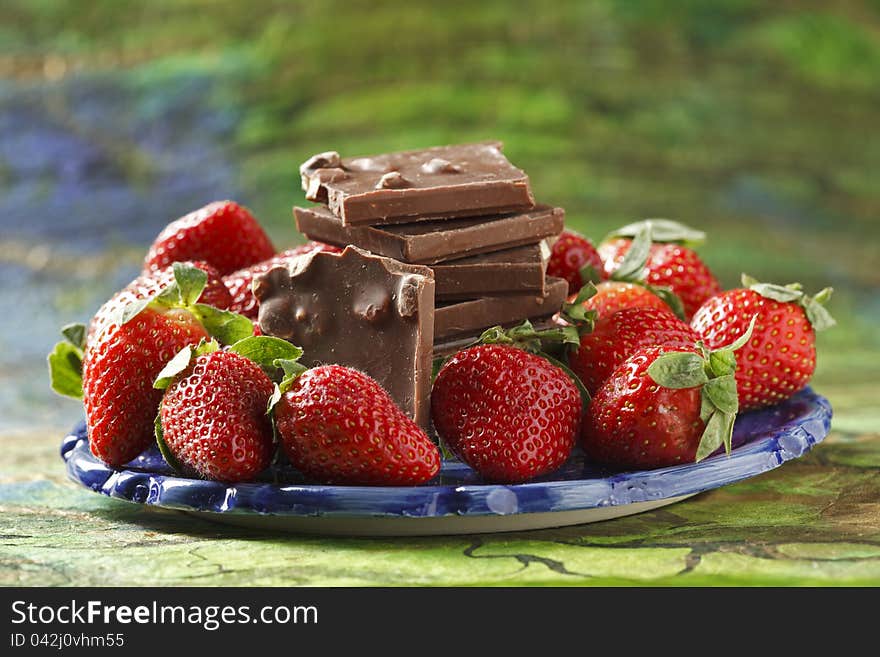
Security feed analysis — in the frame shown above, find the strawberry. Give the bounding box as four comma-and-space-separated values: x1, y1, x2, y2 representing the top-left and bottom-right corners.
599, 219, 721, 320
156, 345, 275, 483
568, 306, 699, 395
582, 321, 756, 469
144, 201, 276, 276
431, 344, 582, 483
86, 260, 231, 348
49, 263, 255, 467
273, 365, 441, 485
223, 242, 341, 319
83, 307, 209, 466
547, 229, 606, 295
579, 281, 672, 320
691, 275, 835, 410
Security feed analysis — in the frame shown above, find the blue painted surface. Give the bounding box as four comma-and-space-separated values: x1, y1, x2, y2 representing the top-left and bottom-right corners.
0, 72, 243, 430
61, 387, 832, 519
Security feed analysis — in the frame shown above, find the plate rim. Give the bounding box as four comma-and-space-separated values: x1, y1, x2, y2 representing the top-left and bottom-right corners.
61, 387, 832, 520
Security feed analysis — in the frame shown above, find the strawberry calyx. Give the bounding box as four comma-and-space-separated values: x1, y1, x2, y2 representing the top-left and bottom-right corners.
476, 319, 592, 412
604, 218, 706, 247
603, 222, 686, 320
119, 262, 255, 345
741, 274, 836, 331
647, 315, 758, 462
47, 322, 88, 399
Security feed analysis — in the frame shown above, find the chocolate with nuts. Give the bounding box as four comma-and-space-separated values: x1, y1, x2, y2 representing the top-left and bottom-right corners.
299, 142, 535, 225
254, 246, 435, 429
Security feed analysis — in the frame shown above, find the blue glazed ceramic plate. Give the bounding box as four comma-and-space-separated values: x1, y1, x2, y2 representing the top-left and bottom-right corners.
60, 387, 832, 536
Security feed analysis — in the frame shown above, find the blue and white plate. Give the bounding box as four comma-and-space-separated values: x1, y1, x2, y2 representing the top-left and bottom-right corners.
60, 387, 832, 536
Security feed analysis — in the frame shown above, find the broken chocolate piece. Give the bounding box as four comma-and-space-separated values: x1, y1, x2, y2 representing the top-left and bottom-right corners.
432, 241, 551, 301
299, 142, 535, 225
254, 246, 435, 429
433, 277, 568, 341
295, 204, 564, 265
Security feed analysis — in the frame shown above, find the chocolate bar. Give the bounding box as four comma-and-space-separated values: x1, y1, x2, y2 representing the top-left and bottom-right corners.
295, 204, 564, 265
434, 277, 568, 340
433, 241, 550, 301
253, 246, 435, 429
299, 142, 535, 225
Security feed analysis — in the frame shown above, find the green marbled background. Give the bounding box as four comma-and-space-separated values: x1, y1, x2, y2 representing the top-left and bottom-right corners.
1, 0, 878, 585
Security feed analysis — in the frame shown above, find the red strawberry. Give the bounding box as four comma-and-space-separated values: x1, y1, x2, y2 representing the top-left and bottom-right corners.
691, 275, 834, 410
579, 281, 672, 320
223, 242, 341, 319
582, 325, 755, 469
547, 230, 606, 295
144, 201, 275, 275
273, 365, 440, 486
599, 220, 721, 320
568, 306, 699, 395
83, 306, 209, 466
158, 349, 275, 482
431, 344, 582, 483
87, 261, 231, 347
63, 263, 254, 467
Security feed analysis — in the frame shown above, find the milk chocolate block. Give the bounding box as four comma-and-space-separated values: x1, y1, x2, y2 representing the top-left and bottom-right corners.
299, 142, 535, 225
433, 241, 551, 301
295, 204, 564, 265
434, 277, 568, 340
253, 246, 435, 429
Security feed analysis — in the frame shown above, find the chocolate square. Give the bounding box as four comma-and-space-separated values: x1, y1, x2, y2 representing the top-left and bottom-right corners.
299, 142, 535, 225
253, 246, 435, 429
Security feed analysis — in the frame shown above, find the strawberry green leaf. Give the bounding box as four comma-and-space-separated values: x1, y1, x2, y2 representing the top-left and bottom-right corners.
153, 345, 194, 389
647, 352, 709, 389
802, 295, 836, 332
117, 297, 152, 325
611, 223, 651, 282
579, 264, 602, 284
741, 273, 759, 288
725, 314, 758, 352
191, 304, 254, 345
47, 341, 84, 399
813, 287, 834, 305
154, 411, 185, 473
748, 282, 803, 303
154, 282, 181, 307
609, 219, 706, 246
173, 262, 209, 307
267, 358, 309, 412
708, 349, 737, 377
696, 410, 727, 462
703, 374, 739, 415
61, 323, 87, 350
699, 393, 715, 424
570, 281, 598, 306
479, 324, 515, 345
267, 384, 283, 415
229, 336, 304, 373
646, 284, 686, 321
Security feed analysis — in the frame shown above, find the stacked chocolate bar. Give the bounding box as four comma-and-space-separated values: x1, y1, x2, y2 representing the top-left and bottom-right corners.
255, 142, 567, 430
294, 142, 567, 351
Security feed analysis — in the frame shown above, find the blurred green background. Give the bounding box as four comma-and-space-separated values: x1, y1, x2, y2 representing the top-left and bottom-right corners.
0, 0, 877, 431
